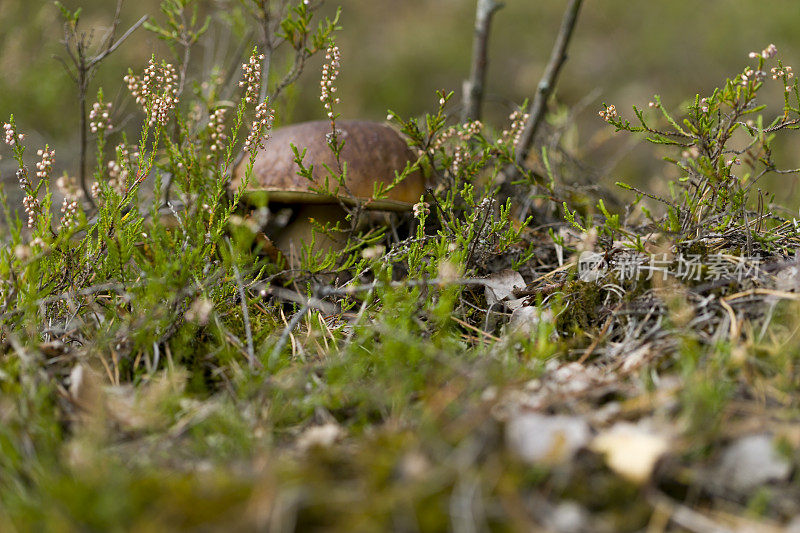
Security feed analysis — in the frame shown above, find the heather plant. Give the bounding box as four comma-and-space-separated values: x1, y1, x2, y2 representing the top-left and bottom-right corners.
0, 19, 549, 515
377, 93, 539, 276
0, 0, 341, 402
600, 44, 800, 252
0, 0, 549, 405
6, 1, 800, 530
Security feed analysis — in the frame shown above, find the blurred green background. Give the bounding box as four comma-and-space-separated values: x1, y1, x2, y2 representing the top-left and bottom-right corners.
3, 0, 800, 209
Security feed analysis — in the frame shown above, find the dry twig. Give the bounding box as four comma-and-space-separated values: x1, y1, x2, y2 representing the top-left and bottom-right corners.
57, 0, 148, 205
462, 0, 505, 124
505, 0, 585, 182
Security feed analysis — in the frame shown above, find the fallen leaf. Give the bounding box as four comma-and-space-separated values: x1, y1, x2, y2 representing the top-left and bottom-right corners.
786, 515, 800, 533
508, 305, 553, 336
775, 261, 800, 292
484, 269, 526, 308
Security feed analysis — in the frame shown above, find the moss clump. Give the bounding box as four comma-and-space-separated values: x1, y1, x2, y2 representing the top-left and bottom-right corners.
554, 279, 604, 334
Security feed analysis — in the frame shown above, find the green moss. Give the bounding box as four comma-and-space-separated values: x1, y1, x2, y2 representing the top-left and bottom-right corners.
554, 280, 604, 334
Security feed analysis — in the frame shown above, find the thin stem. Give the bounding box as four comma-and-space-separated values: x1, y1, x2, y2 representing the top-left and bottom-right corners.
257, 1, 274, 105
231, 249, 257, 370
79, 74, 90, 202
64, 7, 148, 210
90, 15, 148, 66
461, 0, 504, 124
514, 0, 584, 169
269, 302, 311, 365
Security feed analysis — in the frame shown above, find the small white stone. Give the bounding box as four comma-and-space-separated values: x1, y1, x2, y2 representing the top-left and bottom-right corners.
506, 412, 591, 465
717, 434, 791, 492
590, 422, 670, 484
297, 423, 343, 452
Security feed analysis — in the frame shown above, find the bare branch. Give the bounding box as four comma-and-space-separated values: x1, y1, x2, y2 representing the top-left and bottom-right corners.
268, 48, 310, 103
90, 15, 148, 67
514, 0, 584, 168
461, 0, 504, 124
99, 0, 125, 51
59, 4, 148, 208
54, 55, 78, 83
317, 276, 500, 298
62, 25, 78, 66
257, 1, 274, 105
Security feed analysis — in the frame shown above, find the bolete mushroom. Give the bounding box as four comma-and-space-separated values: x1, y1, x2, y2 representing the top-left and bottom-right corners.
230, 120, 425, 261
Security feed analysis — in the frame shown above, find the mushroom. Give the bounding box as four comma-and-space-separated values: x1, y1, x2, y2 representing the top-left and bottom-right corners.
230, 120, 425, 261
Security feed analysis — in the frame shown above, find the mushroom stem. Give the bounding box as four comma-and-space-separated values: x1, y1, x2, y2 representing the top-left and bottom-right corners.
275, 204, 350, 265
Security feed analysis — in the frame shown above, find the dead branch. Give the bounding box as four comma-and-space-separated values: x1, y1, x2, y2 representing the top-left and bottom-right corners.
58, 1, 148, 207
461, 0, 505, 124
510, 0, 585, 176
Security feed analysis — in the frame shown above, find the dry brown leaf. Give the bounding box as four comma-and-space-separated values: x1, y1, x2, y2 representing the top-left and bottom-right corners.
484, 269, 526, 307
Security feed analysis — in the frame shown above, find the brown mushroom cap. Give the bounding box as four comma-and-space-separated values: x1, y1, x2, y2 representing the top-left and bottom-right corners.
231, 120, 425, 211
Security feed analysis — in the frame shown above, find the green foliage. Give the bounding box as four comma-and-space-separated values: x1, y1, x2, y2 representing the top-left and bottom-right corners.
599, 47, 800, 249
5, 1, 800, 530
143, 0, 210, 51
0, 1, 550, 527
